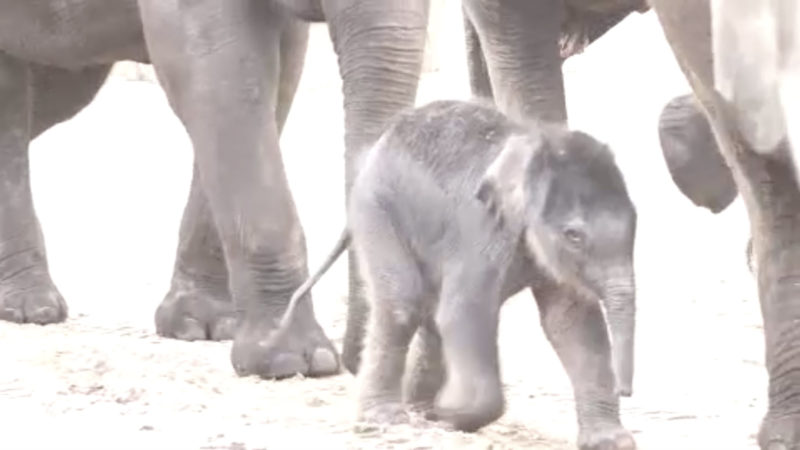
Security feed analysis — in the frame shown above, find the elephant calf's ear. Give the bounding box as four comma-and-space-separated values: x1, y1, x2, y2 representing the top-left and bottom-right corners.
475, 178, 504, 227
475, 134, 539, 229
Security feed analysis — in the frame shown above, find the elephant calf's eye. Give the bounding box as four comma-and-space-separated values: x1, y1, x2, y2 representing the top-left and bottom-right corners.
562, 227, 586, 248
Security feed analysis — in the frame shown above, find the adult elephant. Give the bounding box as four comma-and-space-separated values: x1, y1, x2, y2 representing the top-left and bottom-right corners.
650, 0, 800, 447
0, 0, 429, 380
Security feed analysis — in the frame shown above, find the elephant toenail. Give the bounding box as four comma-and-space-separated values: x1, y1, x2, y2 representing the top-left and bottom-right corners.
211, 317, 236, 341
174, 318, 206, 341
1, 307, 24, 322
268, 353, 306, 378
767, 442, 788, 450
30, 306, 59, 324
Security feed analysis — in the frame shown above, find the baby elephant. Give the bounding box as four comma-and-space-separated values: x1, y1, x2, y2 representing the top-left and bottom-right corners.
278, 100, 638, 449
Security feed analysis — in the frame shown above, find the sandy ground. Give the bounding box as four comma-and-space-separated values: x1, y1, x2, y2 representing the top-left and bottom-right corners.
0, 11, 767, 450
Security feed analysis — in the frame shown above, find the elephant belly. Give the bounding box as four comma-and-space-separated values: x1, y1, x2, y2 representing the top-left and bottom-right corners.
0, 0, 148, 68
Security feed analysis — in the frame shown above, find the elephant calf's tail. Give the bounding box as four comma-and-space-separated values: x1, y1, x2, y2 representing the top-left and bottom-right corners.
278, 228, 351, 330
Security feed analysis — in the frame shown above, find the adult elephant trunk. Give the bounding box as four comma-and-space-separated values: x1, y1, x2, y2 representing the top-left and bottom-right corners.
323, 0, 429, 374
658, 94, 738, 214
600, 273, 636, 397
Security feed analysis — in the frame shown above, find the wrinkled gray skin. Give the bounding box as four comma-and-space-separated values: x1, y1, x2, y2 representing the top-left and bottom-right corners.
0, 0, 429, 380
658, 94, 737, 214
650, 1, 800, 447
460, 0, 651, 124
341, 0, 653, 379
285, 101, 638, 449
656, 95, 759, 272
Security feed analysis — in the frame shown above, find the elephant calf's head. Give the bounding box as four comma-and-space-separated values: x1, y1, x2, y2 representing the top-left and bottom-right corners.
476, 126, 638, 397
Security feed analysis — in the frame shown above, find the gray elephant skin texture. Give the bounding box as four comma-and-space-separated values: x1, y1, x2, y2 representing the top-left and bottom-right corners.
657, 94, 761, 273
657, 94, 737, 214
281, 100, 638, 449
0, 0, 432, 380
650, 0, 800, 447
339, 0, 653, 377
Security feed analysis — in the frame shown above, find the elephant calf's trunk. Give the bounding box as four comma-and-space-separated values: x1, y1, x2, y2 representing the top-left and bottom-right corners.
601, 284, 636, 398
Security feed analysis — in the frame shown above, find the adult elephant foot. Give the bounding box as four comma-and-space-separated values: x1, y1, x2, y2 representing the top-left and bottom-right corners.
155, 280, 235, 341
578, 424, 636, 450
0, 275, 67, 325
759, 415, 800, 450
231, 309, 339, 379
155, 164, 237, 342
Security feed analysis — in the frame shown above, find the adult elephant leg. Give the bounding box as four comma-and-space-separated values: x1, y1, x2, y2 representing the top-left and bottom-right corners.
463, 0, 567, 123
323, 0, 429, 374
30, 64, 112, 139
463, 13, 493, 100
0, 53, 66, 324
156, 164, 236, 341
653, 1, 800, 446
140, 0, 338, 378
722, 126, 800, 450
276, 19, 309, 134
532, 279, 635, 450
155, 17, 309, 343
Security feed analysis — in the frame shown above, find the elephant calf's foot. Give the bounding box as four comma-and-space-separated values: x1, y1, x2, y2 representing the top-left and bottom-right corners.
357, 403, 410, 426
155, 285, 237, 341
231, 312, 339, 379
578, 423, 636, 450
759, 414, 800, 449
0, 275, 67, 325
427, 379, 505, 432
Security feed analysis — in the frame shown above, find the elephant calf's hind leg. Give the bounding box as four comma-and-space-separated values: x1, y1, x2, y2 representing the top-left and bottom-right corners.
403, 319, 445, 413
429, 266, 504, 432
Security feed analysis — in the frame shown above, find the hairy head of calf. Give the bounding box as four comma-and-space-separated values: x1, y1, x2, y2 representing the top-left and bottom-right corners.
476, 124, 638, 397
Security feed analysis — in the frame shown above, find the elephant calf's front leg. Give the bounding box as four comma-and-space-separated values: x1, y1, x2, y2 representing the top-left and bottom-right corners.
532, 281, 635, 450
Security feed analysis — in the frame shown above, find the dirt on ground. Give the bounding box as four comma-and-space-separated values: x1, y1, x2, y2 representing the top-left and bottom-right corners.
0, 12, 767, 450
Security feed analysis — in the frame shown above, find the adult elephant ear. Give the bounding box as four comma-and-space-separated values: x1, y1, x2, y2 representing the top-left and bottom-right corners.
658, 94, 738, 214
